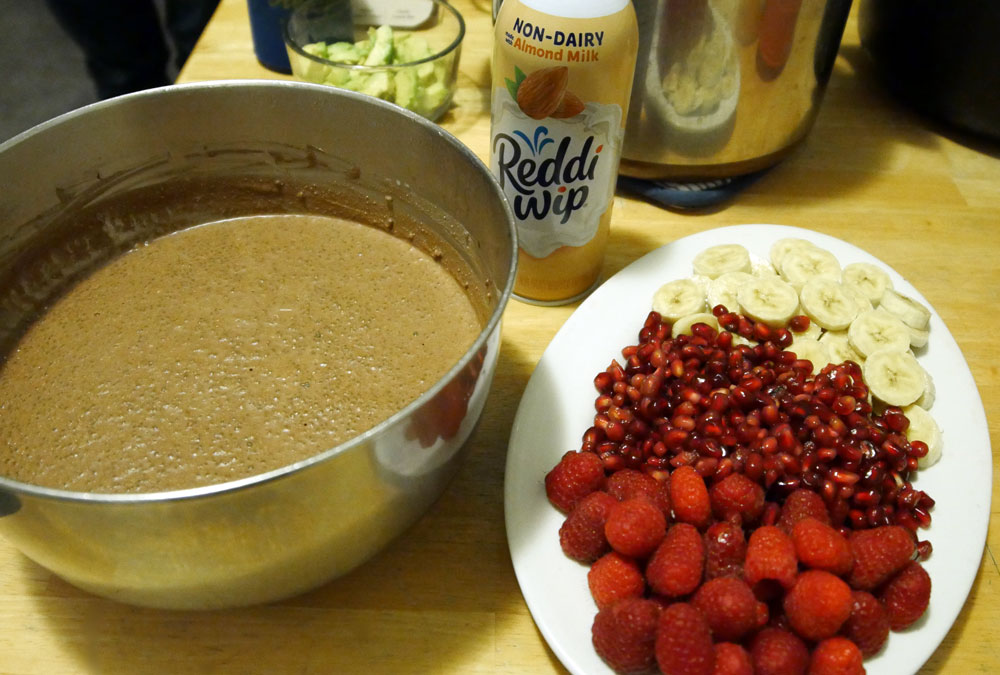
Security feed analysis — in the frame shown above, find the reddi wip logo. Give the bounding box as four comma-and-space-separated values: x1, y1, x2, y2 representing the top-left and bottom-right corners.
492, 125, 603, 225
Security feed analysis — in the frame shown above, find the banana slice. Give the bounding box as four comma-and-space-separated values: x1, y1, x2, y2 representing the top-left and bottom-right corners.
706, 271, 752, 313
751, 258, 779, 278
863, 349, 927, 406
728, 331, 756, 347
690, 274, 712, 297
779, 245, 842, 290
769, 238, 815, 271
799, 279, 860, 331
653, 278, 707, 321
847, 309, 912, 358
737, 277, 799, 327
842, 262, 893, 306
879, 288, 931, 330
905, 321, 929, 349
786, 337, 831, 375
819, 330, 864, 367
673, 312, 721, 336
916, 369, 935, 409
842, 283, 874, 316
903, 403, 943, 469
693, 244, 752, 278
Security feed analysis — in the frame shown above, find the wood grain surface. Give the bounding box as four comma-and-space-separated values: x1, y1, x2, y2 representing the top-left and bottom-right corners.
1, 0, 997, 672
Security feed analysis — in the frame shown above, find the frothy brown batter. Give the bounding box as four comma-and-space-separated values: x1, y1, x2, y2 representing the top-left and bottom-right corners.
0, 214, 481, 493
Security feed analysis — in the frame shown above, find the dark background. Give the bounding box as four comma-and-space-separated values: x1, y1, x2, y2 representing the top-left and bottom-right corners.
1, 0, 100, 142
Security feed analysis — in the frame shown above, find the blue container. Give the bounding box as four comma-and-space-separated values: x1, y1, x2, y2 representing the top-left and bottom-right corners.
248, 0, 293, 73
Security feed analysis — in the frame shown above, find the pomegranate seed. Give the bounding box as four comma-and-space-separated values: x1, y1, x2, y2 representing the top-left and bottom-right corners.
594, 372, 613, 392
664, 428, 690, 448
788, 315, 810, 332
833, 395, 856, 416
602, 454, 624, 472
884, 407, 910, 432
745, 453, 764, 482
672, 415, 696, 431
753, 322, 772, 342
849, 509, 867, 529
694, 457, 718, 477
830, 468, 860, 486
646, 348, 664, 369
604, 420, 625, 442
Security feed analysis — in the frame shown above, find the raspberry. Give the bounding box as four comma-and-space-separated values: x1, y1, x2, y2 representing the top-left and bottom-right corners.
783, 570, 853, 641
791, 517, 853, 577
709, 473, 765, 525
655, 603, 715, 675
691, 577, 767, 641
847, 525, 915, 590
591, 597, 660, 674
841, 590, 890, 656
744, 525, 798, 591
607, 468, 659, 502
704, 521, 747, 580
608, 469, 674, 521
605, 497, 667, 558
545, 450, 605, 513
807, 637, 865, 675
670, 465, 712, 529
712, 642, 754, 675
749, 627, 809, 675
559, 491, 617, 562
879, 560, 931, 630
588, 552, 645, 611
778, 489, 831, 532
647, 522, 705, 597
652, 474, 673, 520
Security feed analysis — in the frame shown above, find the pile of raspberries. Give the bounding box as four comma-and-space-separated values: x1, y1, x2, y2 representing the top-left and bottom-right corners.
546, 435, 931, 675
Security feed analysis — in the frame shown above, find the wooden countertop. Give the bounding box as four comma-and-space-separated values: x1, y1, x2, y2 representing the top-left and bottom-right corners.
2, 0, 997, 672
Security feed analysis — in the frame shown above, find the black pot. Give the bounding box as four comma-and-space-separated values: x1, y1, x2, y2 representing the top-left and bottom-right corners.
859, 0, 1000, 141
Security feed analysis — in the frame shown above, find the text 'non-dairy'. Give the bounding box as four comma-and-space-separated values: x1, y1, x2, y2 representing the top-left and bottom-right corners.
508, 17, 604, 47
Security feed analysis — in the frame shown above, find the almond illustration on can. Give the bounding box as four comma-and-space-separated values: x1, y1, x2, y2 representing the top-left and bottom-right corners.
551, 90, 585, 118
516, 66, 569, 119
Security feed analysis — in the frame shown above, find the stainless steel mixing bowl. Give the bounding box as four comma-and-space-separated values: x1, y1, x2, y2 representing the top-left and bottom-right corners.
620, 0, 853, 179
0, 80, 516, 609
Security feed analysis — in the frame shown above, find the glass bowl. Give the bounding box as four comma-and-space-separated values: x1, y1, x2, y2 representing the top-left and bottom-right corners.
283, 0, 464, 121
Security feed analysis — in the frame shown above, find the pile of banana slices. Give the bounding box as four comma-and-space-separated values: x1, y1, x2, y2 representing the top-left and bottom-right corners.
651, 238, 942, 469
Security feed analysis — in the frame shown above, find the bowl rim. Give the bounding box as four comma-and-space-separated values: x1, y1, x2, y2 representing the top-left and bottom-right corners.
0, 78, 516, 506
282, 0, 466, 70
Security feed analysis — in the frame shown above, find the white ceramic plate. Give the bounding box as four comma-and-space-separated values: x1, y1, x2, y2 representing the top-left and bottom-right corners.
505, 224, 992, 675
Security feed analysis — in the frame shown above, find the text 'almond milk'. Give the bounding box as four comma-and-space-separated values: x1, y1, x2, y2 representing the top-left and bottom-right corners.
490, 0, 638, 304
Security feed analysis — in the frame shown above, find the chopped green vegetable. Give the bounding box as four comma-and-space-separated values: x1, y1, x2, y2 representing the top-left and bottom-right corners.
395, 34, 431, 64
326, 41, 361, 64
394, 69, 418, 110
363, 25, 395, 66
302, 41, 327, 58
292, 24, 455, 119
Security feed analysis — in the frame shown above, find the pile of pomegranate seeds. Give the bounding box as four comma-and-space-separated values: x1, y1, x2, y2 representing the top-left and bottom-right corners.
584, 308, 934, 541
545, 308, 936, 674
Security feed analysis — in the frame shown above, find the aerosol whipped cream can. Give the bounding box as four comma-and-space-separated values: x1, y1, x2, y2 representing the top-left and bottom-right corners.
490, 0, 638, 304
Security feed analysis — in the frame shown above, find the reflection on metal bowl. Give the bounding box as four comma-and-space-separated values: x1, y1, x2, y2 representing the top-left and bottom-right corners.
0, 80, 516, 609
620, 0, 853, 180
